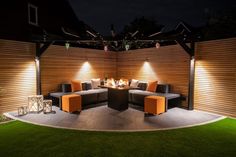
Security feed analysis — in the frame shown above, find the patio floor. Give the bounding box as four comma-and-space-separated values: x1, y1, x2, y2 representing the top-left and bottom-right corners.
5, 103, 224, 131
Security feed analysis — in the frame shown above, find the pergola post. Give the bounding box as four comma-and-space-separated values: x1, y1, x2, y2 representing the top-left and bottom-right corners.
188, 55, 195, 110
35, 55, 41, 95
176, 38, 195, 110
35, 42, 52, 95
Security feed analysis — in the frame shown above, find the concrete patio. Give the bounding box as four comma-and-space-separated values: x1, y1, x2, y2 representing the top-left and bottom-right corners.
5, 103, 224, 131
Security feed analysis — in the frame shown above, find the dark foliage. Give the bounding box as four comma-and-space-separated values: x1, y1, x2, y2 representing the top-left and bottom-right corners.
202, 7, 236, 40
121, 16, 164, 39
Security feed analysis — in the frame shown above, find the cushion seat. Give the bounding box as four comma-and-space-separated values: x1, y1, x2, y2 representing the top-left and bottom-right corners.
144, 96, 165, 115
74, 88, 108, 95
62, 94, 81, 113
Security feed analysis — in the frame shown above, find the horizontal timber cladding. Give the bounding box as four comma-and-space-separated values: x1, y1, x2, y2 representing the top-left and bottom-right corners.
0, 37, 235, 117
41, 45, 117, 95
0, 39, 36, 114
194, 38, 236, 117
117, 45, 190, 107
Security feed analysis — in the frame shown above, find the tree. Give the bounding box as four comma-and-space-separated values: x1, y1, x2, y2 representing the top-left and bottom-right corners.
121, 17, 164, 39
202, 7, 236, 40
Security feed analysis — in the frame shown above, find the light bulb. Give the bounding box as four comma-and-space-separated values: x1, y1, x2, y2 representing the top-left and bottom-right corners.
125, 44, 130, 51
65, 42, 70, 50
155, 42, 160, 49
104, 45, 108, 52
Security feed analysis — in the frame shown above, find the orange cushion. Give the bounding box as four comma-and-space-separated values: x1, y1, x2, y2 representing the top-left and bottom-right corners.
146, 81, 158, 92
71, 80, 82, 92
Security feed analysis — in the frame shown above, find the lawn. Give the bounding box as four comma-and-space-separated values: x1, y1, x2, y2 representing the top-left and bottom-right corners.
0, 118, 236, 157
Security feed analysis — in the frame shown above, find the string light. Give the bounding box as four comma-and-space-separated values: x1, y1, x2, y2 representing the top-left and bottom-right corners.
104, 45, 108, 52
65, 42, 70, 50
155, 42, 160, 49
125, 44, 130, 51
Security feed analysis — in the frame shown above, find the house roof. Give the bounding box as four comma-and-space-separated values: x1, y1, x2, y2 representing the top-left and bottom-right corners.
0, 0, 99, 44
0, 0, 198, 51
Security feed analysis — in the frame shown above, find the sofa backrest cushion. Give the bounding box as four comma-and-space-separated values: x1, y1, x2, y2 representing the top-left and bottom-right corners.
82, 83, 87, 90
61, 82, 170, 93
62, 84, 71, 93
62, 82, 88, 92
137, 82, 148, 91
86, 82, 92, 90
146, 81, 158, 92
156, 84, 170, 93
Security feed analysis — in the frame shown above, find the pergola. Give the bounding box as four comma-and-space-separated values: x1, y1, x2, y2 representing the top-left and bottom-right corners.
34, 21, 197, 110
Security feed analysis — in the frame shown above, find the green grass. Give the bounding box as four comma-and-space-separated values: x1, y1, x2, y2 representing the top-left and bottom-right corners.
0, 118, 236, 157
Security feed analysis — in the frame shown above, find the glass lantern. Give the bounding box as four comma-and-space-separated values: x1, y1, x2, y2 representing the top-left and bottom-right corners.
18, 106, 28, 116
43, 100, 52, 114
28, 95, 43, 113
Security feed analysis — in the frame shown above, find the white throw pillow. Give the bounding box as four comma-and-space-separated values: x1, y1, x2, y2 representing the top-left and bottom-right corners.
91, 78, 101, 89
130, 79, 139, 88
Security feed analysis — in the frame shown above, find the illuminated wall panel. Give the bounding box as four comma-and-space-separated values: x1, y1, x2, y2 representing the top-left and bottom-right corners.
194, 38, 236, 117
117, 45, 190, 107
41, 46, 117, 95
0, 39, 36, 114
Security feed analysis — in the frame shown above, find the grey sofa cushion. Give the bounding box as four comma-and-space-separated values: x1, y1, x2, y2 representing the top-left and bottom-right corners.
74, 89, 108, 105
50, 84, 108, 107
129, 89, 180, 107
86, 83, 92, 90
97, 89, 108, 102
61, 84, 71, 93
82, 82, 87, 90
61, 82, 90, 92
85, 81, 105, 90
73, 90, 98, 105
94, 88, 108, 93
74, 89, 99, 95
129, 90, 156, 105
155, 93, 180, 99
129, 84, 178, 107
50, 92, 69, 98
135, 82, 169, 93
137, 82, 148, 90
156, 84, 170, 93
129, 90, 156, 96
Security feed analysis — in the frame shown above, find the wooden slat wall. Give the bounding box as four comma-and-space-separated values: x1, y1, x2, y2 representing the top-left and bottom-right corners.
117, 45, 190, 107
194, 38, 236, 117
0, 39, 36, 114
41, 46, 117, 95
0, 38, 235, 117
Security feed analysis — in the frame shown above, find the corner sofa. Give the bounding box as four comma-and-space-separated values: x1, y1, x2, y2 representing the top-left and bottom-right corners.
129, 82, 181, 111
49, 81, 181, 111
49, 82, 107, 109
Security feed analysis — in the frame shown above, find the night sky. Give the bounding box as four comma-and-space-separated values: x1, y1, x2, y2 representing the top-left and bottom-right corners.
68, 0, 236, 35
